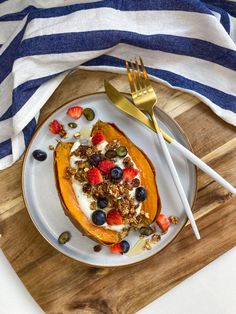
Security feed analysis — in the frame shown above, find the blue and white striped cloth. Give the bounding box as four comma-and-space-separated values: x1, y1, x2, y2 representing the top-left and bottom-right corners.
0, 0, 236, 170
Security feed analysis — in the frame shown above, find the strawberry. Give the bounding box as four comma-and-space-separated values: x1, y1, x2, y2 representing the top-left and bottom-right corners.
92, 131, 105, 145
107, 209, 123, 225
49, 119, 67, 137
67, 105, 83, 119
123, 167, 139, 182
87, 168, 103, 185
110, 243, 122, 254
98, 160, 115, 174
156, 213, 170, 233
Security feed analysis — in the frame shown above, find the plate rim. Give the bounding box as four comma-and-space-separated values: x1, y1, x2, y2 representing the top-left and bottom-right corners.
21, 91, 198, 268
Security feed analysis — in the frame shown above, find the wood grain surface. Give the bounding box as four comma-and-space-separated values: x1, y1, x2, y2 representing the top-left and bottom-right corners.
0, 70, 235, 314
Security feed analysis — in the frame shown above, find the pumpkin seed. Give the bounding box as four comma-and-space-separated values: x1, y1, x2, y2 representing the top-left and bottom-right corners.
105, 149, 117, 159
68, 122, 77, 128
116, 146, 128, 157
139, 226, 155, 236
83, 108, 95, 121
58, 231, 71, 244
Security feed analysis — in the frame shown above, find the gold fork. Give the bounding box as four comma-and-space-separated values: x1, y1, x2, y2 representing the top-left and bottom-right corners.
125, 57, 200, 240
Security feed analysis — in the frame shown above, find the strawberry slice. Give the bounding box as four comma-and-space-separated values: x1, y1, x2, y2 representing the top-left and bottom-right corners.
49, 119, 67, 137
107, 209, 123, 225
123, 167, 139, 182
156, 213, 170, 232
87, 168, 103, 185
98, 160, 115, 174
92, 131, 105, 145
110, 243, 122, 254
67, 105, 83, 119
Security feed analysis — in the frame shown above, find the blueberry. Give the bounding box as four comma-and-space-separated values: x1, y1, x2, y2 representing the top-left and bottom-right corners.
121, 240, 130, 254
97, 197, 108, 209
32, 149, 47, 161
88, 153, 102, 166
91, 210, 106, 225
110, 166, 123, 182
135, 187, 147, 202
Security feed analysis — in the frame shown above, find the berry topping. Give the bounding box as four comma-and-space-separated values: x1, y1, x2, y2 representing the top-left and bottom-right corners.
88, 153, 103, 167
135, 186, 147, 202
92, 210, 106, 225
32, 149, 47, 161
156, 213, 170, 233
110, 240, 130, 254
110, 166, 123, 182
98, 160, 115, 174
67, 105, 83, 119
49, 120, 64, 135
92, 131, 105, 145
83, 108, 95, 121
110, 243, 122, 254
87, 168, 103, 185
107, 210, 123, 225
123, 168, 139, 182
116, 146, 128, 157
105, 150, 117, 159
121, 240, 130, 254
97, 197, 108, 209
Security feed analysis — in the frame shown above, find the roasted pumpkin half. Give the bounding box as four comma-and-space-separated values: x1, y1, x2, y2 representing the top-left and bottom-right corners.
54, 121, 161, 245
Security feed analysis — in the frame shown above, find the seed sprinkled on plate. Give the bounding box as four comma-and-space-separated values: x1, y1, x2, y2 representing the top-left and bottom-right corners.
151, 234, 161, 244
74, 132, 81, 139
58, 231, 71, 245
169, 216, 179, 224
143, 239, 152, 250
68, 122, 77, 129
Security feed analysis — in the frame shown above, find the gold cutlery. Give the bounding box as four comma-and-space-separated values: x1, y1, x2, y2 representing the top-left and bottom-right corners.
124, 57, 200, 240
104, 81, 236, 196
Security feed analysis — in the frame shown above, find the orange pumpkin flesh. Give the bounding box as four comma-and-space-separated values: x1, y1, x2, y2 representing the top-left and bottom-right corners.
54, 121, 161, 245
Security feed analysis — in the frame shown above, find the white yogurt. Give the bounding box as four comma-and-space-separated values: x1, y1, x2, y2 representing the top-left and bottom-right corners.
70, 137, 141, 231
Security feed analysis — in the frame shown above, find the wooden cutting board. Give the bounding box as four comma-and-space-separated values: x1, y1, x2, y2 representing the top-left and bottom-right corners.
0, 70, 235, 314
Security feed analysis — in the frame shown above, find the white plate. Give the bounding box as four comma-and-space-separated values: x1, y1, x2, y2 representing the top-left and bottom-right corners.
22, 93, 196, 267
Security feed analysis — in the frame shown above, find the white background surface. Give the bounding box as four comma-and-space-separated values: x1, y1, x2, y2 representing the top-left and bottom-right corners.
0, 249, 44, 314
1, 246, 236, 314
137, 246, 236, 314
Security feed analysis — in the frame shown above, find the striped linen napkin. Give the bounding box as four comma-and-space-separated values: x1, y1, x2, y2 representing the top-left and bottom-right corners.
0, 0, 235, 170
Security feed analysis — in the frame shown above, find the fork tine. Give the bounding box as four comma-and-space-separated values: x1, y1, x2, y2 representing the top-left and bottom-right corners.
140, 56, 151, 88
135, 57, 145, 89
125, 60, 136, 94
130, 59, 141, 92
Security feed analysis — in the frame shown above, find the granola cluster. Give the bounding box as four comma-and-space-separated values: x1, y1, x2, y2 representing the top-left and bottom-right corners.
65, 139, 147, 229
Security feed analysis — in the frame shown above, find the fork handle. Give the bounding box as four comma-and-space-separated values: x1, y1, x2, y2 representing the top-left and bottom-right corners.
151, 113, 201, 240
171, 139, 236, 195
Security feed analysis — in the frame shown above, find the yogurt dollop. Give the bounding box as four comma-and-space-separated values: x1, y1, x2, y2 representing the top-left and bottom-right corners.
69, 137, 141, 232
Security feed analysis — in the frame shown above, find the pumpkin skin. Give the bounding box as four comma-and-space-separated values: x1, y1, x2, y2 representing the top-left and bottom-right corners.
54, 121, 161, 245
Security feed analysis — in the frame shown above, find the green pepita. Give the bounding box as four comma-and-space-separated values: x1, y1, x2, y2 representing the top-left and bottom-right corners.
116, 146, 128, 157
105, 150, 117, 159
58, 231, 71, 244
139, 226, 155, 236
83, 108, 95, 121
68, 122, 77, 129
